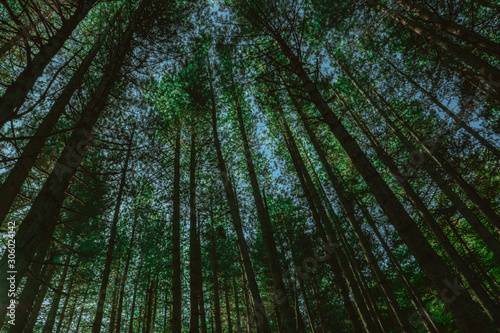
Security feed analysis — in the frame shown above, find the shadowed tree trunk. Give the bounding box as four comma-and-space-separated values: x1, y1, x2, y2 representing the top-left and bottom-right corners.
171, 127, 182, 332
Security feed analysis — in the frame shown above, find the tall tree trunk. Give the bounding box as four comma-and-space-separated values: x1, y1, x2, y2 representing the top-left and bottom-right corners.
62, 290, 78, 333
235, 96, 299, 333
42, 254, 72, 333
276, 101, 372, 332
210, 204, 223, 333
171, 127, 182, 332
233, 275, 242, 333
109, 272, 122, 333
92, 130, 134, 333
116, 215, 139, 333
74, 286, 90, 333
225, 280, 234, 333
238, 251, 253, 333
199, 230, 208, 333
145, 278, 154, 333
189, 127, 201, 333
0, 0, 97, 126
0, 6, 121, 226
55, 271, 76, 333
298, 279, 317, 333
129, 262, 143, 333
208, 62, 272, 333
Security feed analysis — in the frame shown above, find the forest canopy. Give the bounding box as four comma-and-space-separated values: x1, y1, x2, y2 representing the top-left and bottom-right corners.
0, 0, 499, 332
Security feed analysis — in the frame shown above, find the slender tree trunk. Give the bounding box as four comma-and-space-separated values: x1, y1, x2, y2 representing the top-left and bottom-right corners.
109, 273, 121, 333
238, 252, 253, 333
74, 286, 90, 333
235, 97, 298, 333
171, 127, 182, 332
233, 275, 242, 333
116, 216, 139, 333
199, 231, 208, 333
55, 271, 76, 333
42, 254, 72, 333
129, 262, 143, 333
225, 280, 234, 333
276, 102, 372, 332
298, 280, 317, 333
0, 0, 97, 126
92, 131, 134, 333
189, 127, 201, 333
208, 63, 272, 333
209, 204, 223, 333
62, 289, 78, 333
145, 278, 154, 333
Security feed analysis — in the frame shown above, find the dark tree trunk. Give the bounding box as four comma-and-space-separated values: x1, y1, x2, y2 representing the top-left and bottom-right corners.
116, 216, 139, 333
92, 131, 134, 333
189, 128, 201, 333
210, 204, 223, 333
235, 97, 298, 333
42, 254, 72, 333
171, 127, 182, 332
208, 63, 272, 333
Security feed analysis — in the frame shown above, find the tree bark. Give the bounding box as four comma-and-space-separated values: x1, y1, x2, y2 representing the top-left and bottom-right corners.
189, 127, 201, 333
92, 130, 134, 333
116, 215, 139, 333
171, 127, 182, 332
235, 96, 299, 333
42, 254, 72, 333
208, 61, 272, 333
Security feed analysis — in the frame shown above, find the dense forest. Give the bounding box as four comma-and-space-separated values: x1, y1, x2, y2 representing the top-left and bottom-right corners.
0, 0, 499, 332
